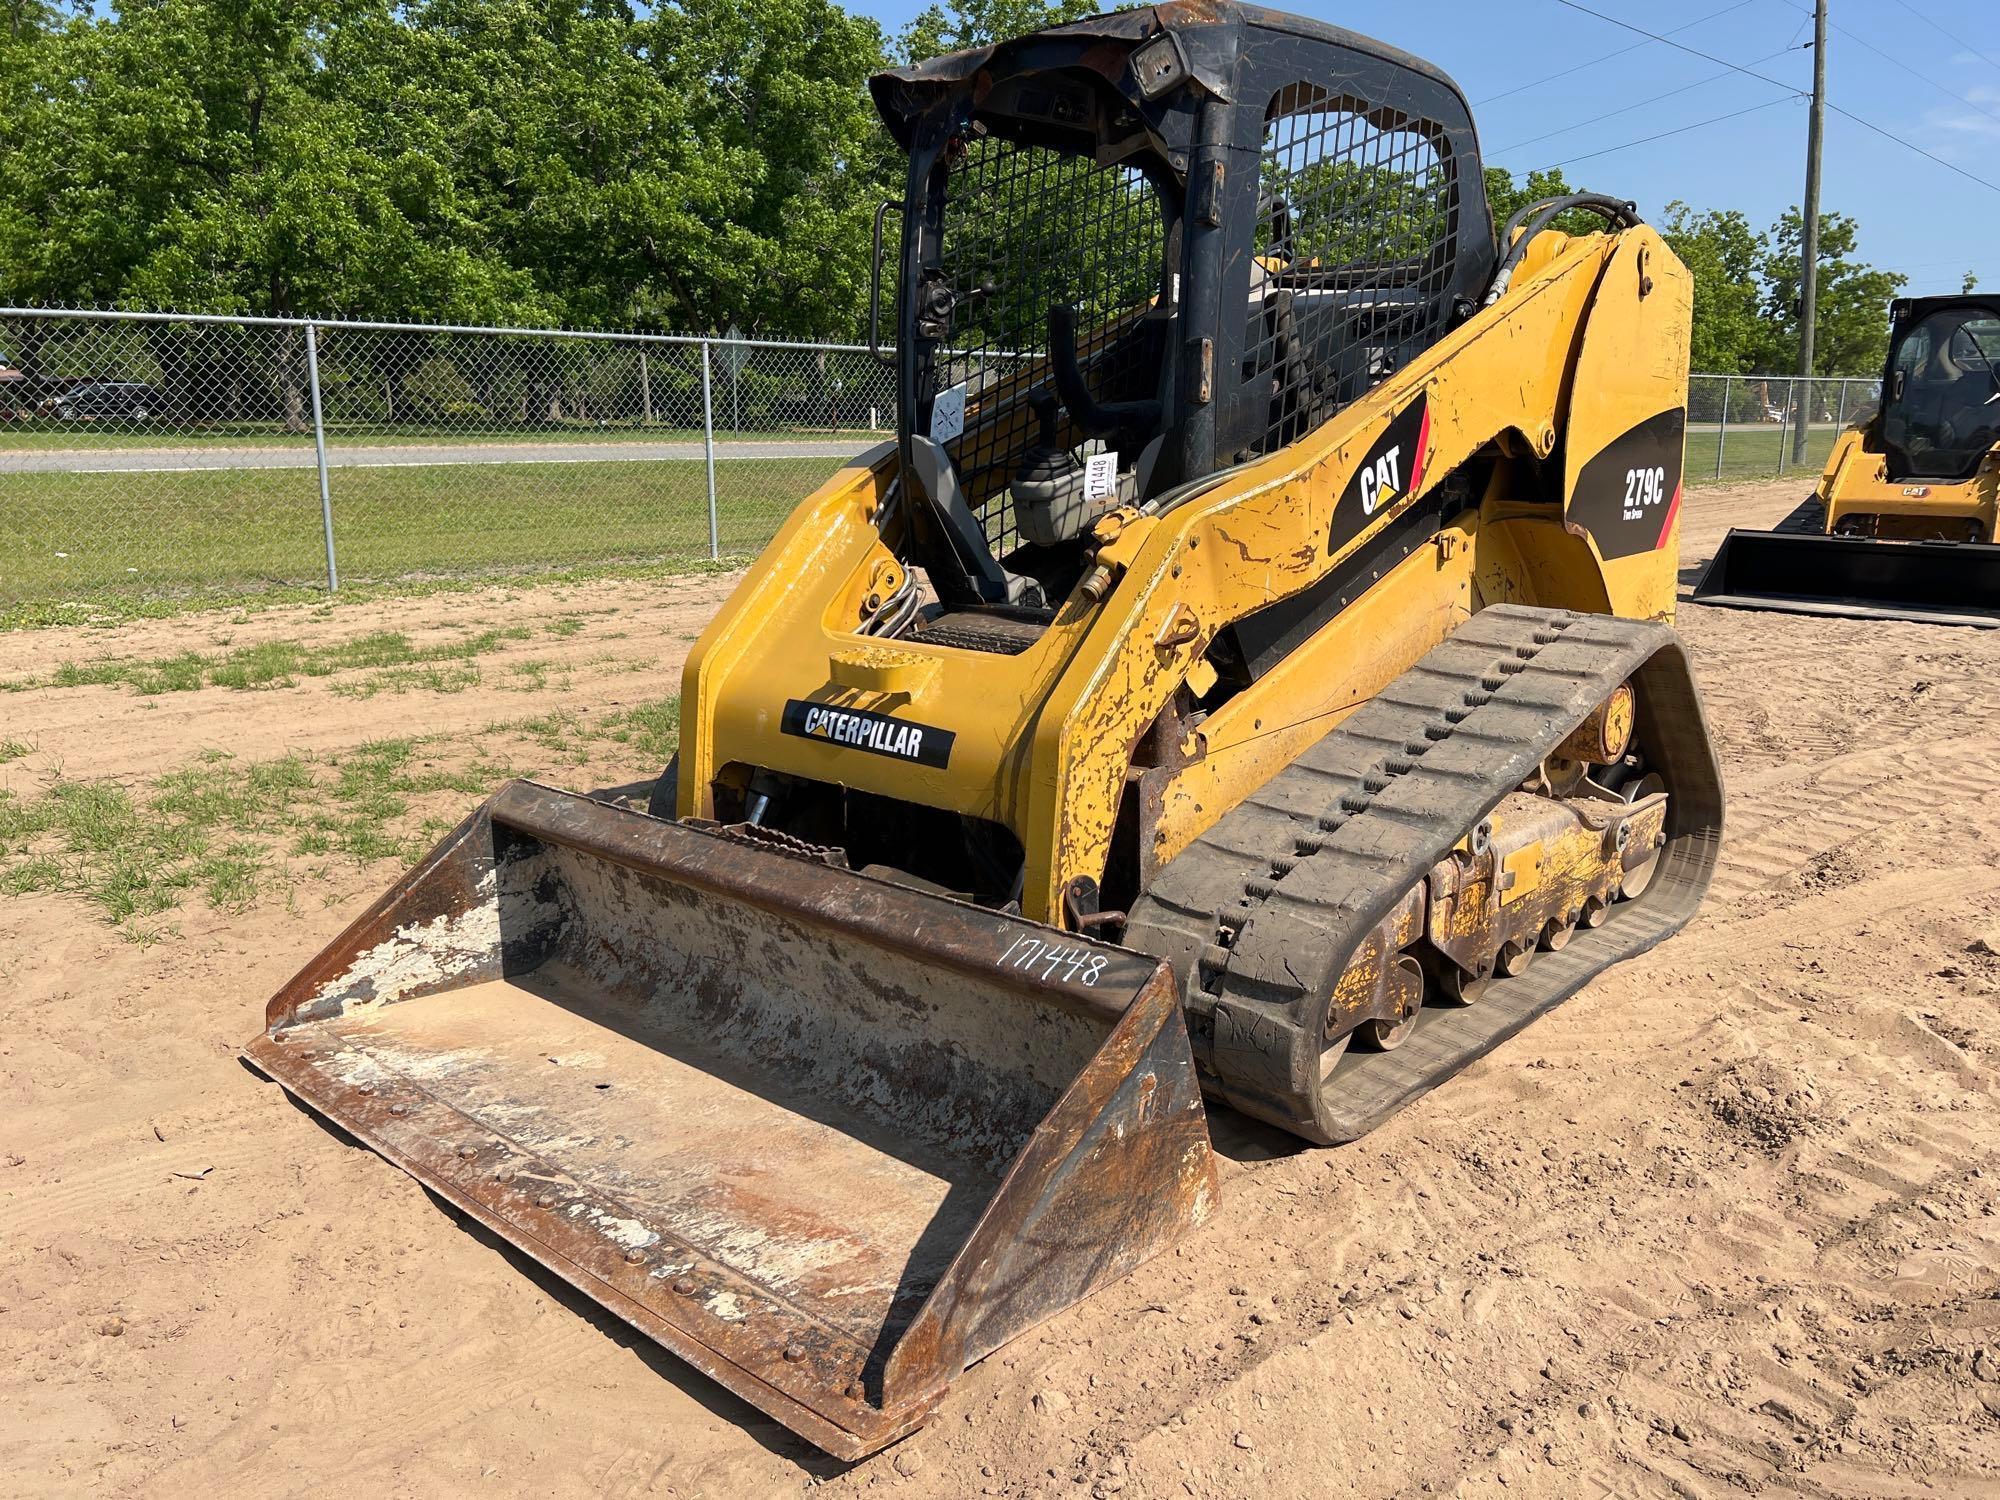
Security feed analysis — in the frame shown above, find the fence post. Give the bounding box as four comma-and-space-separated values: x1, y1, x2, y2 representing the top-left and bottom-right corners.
1715, 374, 1731, 481
305, 321, 337, 591
1775, 380, 1792, 478
701, 340, 720, 561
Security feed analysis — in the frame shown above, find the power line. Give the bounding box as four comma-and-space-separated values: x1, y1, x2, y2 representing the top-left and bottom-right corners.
1549, 0, 1808, 97
1834, 21, 2000, 127
1826, 103, 2000, 195
1771, 0, 2000, 128
1884, 0, 2000, 75
1557, 0, 2000, 197
1491, 45, 1807, 157
1544, 98, 1797, 170
1473, 0, 1758, 105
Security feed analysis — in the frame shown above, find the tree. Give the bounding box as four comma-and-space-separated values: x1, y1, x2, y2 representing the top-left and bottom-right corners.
0, 0, 537, 322
0, 0, 897, 339
0, 0, 1930, 369
900, 0, 1097, 60
1480, 166, 1614, 241
1660, 203, 1766, 374
1758, 208, 1907, 376
644, 0, 895, 334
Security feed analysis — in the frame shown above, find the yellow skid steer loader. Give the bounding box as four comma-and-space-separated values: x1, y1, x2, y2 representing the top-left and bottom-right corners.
1695, 294, 2000, 626
246, 1, 1723, 1459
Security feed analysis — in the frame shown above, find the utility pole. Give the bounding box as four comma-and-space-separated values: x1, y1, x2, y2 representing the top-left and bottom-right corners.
1793, 0, 1828, 464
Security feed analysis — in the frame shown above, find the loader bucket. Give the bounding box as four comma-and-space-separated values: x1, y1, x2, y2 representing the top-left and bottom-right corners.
1692, 528, 2000, 628
244, 781, 1215, 1459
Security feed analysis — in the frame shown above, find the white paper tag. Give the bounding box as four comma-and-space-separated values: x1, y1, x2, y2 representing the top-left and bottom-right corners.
929, 384, 966, 443
1084, 451, 1119, 501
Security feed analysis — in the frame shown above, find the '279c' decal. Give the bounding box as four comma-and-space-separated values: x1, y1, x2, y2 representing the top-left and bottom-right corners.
1567, 407, 1687, 560
1330, 392, 1431, 557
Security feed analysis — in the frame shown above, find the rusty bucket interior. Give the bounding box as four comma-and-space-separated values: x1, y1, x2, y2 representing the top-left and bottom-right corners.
244, 781, 1215, 1458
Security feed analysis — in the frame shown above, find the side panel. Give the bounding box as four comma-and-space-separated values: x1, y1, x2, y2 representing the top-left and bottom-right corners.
1559, 228, 1693, 623
677, 449, 898, 818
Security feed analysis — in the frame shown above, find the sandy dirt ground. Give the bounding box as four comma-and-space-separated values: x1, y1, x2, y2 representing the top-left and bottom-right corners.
3, 478, 1998, 1499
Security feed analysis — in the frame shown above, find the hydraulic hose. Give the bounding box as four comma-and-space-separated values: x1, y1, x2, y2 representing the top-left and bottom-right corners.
1484, 193, 1644, 307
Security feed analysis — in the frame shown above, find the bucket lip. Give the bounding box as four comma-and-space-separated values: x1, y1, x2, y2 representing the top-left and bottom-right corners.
244, 1021, 937, 1459
485, 779, 1164, 1022
1692, 527, 2000, 626
266, 780, 1165, 1035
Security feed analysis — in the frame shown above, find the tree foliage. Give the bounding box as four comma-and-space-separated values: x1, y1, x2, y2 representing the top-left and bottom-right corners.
1661, 203, 1769, 373
1487, 167, 1907, 377
0, 0, 892, 335
0, 0, 1920, 368
899, 0, 1096, 61
1758, 208, 1908, 376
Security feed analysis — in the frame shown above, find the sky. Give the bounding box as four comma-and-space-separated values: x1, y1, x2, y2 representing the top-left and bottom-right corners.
861, 0, 2000, 295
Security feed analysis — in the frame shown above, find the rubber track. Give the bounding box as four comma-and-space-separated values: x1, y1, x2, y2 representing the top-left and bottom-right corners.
1772, 494, 1828, 534
1125, 603, 1725, 1144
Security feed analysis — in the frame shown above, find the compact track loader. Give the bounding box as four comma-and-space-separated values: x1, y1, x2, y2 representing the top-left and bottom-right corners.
1695, 294, 2000, 626
246, 2, 1722, 1459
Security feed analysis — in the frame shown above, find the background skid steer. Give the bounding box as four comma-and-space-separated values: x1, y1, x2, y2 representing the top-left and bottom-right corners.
1695, 294, 2000, 626
249, 0, 1721, 1460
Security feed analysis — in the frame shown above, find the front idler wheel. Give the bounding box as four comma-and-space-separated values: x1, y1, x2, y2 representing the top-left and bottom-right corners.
1619, 771, 1667, 899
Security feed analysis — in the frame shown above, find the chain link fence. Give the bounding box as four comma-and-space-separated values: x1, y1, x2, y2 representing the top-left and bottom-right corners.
1687, 372, 1883, 486
0, 308, 899, 612
0, 307, 1885, 615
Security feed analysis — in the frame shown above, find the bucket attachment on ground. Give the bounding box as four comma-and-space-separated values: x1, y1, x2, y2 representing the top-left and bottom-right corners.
244, 781, 1216, 1459
1692, 528, 2000, 628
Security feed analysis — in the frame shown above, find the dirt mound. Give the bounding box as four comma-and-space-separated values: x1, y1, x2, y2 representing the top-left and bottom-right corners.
1702, 1057, 1824, 1153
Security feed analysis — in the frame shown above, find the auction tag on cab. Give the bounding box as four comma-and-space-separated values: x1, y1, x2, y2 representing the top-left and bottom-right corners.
1084, 451, 1119, 501
929, 384, 966, 443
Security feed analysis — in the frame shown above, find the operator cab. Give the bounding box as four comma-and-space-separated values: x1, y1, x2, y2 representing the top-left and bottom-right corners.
1881, 295, 2000, 483
866, 2, 1494, 623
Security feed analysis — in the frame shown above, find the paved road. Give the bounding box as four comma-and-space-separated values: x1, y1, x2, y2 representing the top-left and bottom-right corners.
0, 437, 880, 474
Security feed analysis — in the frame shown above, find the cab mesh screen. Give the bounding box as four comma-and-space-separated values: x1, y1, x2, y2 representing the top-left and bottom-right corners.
933, 136, 1165, 558
1248, 89, 1458, 455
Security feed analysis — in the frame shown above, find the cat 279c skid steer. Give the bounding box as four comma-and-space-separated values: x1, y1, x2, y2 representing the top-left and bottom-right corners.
1696, 293, 2000, 626
245, 2, 1722, 1459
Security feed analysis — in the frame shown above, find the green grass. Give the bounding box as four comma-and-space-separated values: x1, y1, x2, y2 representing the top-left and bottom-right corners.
0, 456, 835, 619
0, 737, 519, 933
607, 697, 682, 762
8, 625, 532, 694
0, 739, 29, 763
499, 693, 680, 762
0, 695, 681, 933
0, 418, 888, 452
0, 554, 743, 633
0, 422, 1820, 638
327, 661, 485, 699
1685, 425, 1841, 487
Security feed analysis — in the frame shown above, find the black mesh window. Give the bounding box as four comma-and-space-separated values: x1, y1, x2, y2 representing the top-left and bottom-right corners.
1885, 307, 2000, 480
931, 135, 1166, 557
1247, 87, 1458, 454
